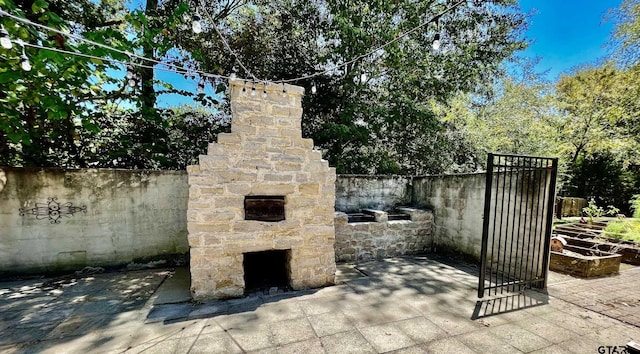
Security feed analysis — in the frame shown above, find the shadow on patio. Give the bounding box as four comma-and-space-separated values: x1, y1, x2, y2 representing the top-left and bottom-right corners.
1, 254, 639, 353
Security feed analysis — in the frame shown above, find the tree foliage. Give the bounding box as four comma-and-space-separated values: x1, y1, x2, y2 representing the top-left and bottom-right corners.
0, 0, 126, 166
0, 0, 224, 168
609, 0, 640, 66
0, 0, 529, 173
436, 66, 561, 170
556, 63, 639, 166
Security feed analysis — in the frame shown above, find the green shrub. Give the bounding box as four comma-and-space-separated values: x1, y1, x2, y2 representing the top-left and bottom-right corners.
604, 219, 640, 242
631, 195, 640, 219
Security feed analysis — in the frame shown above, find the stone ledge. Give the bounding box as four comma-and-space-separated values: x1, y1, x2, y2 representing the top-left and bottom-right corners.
362, 209, 388, 222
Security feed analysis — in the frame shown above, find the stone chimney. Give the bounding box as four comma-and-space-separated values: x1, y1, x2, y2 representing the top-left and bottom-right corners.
186, 80, 337, 300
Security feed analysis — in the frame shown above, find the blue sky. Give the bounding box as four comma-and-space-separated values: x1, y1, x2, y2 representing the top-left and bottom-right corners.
517, 0, 621, 80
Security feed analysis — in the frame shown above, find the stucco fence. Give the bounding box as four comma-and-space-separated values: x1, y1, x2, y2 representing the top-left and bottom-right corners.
1, 167, 494, 275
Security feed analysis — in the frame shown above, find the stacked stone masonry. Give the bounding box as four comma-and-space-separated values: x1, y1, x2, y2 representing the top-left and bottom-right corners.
334, 207, 434, 263
187, 80, 337, 300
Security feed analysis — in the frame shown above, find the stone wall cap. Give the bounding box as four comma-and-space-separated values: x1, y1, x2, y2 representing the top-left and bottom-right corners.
229, 78, 305, 96
0, 166, 187, 175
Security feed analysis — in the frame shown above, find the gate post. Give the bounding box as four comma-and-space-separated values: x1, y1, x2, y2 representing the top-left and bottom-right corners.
478, 153, 494, 298
541, 158, 559, 288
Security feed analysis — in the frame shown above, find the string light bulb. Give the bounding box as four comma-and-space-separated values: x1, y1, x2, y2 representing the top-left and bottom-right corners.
262, 82, 267, 98
197, 78, 205, 93
311, 82, 317, 94
20, 53, 31, 71
242, 81, 247, 95
126, 62, 136, 85
192, 13, 202, 34
432, 16, 441, 51
432, 33, 441, 51
281, 82, 287, 97
0, 25, 11, 49
17, 42, 31, 71
250, 82, 256, 96
126, 64, 134, 79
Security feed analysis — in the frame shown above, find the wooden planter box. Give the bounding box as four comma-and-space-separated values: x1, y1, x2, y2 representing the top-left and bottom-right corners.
555, 223, 640, 265
558, 235, 640, 265
550, 245, 621, 278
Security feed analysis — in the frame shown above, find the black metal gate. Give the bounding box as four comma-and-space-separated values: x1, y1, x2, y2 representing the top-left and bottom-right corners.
478, 153, 558, 298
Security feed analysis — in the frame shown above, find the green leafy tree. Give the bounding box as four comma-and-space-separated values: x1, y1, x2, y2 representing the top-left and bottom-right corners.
0, 0, 218, 168
0, 0, 131, 167
556, 63, 639, 167
609, 0, 640, 66
556, 63, 640, 214
163, 0, 528, 174
433, 62, 562, 172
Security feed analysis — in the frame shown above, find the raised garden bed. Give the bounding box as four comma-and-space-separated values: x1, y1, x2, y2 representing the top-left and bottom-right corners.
555, 234, 640, 265
550, 245, 621, 277
555, 223, 640, 265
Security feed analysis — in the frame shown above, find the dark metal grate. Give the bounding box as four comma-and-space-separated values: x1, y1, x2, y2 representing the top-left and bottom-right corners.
387, 213, 411, 221
347, 213, 376, 223
478, 153, 558, 298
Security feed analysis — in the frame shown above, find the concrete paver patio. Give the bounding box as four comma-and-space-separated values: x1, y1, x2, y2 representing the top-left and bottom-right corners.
1, 255, 639, 353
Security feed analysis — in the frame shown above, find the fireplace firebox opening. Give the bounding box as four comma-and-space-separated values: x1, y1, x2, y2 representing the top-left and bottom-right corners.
244, 195, 285, 222
243, 250, 291, 293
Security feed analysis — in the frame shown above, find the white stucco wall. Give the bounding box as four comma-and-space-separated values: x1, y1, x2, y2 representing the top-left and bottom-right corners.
0, 167, 189, 275
412, 173, 487, 259
412, 171, 553, 267
0, 168, 553, 274
335, 175, 412, 212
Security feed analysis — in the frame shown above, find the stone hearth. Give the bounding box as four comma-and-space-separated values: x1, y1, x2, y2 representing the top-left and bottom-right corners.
186, 80, 337, 300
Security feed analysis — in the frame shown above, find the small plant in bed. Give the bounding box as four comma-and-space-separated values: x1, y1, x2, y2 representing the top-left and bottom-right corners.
582, 198, 619, 224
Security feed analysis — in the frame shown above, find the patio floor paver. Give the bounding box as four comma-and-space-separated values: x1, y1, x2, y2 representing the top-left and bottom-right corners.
0, 255, 639, 353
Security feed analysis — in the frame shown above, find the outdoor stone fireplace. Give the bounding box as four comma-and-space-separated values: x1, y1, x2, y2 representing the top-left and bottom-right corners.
186, 79, 337, 300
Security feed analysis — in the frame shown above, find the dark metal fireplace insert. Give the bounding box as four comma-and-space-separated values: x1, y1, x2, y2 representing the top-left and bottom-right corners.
244, 196, 285, 222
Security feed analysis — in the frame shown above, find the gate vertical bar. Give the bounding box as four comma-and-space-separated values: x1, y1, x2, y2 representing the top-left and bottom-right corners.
531, 158, 545, 286
521, 157, 535, 285
490, 156, 501, 295
497, 156, 508, 294
500, 156, 513, 290
541, 157, 559, 288
506, 157, 520, 290
478, 153, 494, 298
515, 157, 528, 287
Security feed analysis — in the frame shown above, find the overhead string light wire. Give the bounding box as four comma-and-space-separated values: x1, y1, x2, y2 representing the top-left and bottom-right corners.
276, 0, 465, 84
197, 0, 257, 82
16, 40, 230, 79
0, 0, 465, 85
0, 8, 233, 80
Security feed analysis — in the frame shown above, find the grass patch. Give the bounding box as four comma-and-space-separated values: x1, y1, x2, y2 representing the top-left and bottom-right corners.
604, 218, 640, 242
